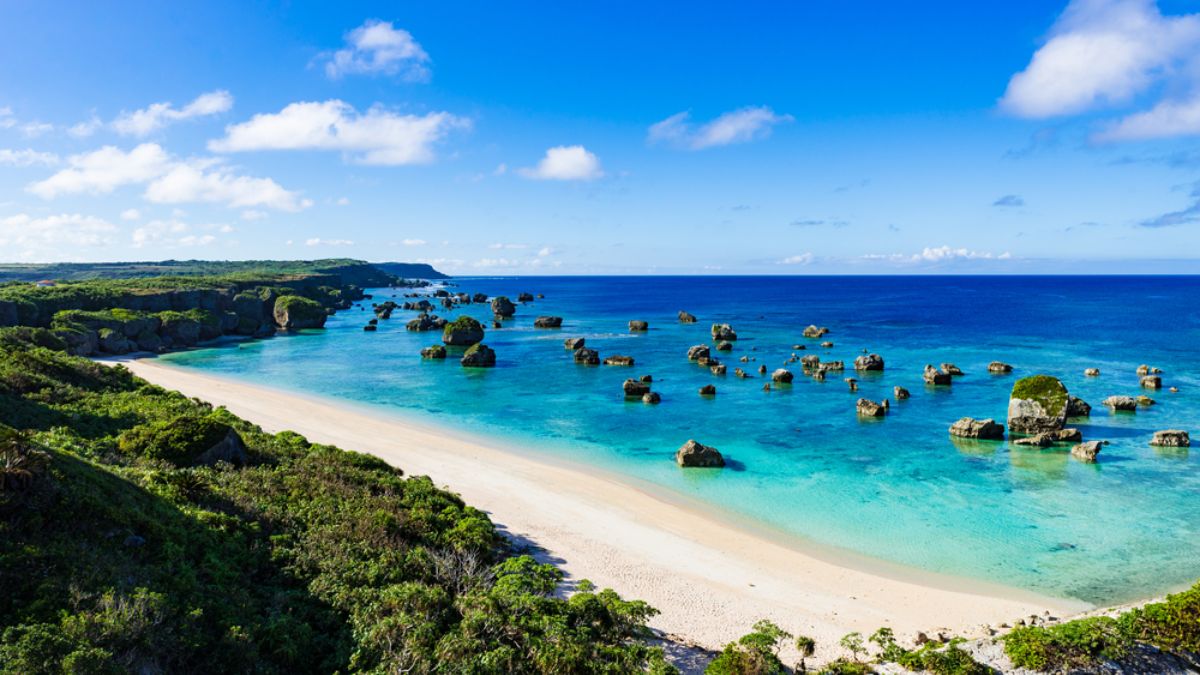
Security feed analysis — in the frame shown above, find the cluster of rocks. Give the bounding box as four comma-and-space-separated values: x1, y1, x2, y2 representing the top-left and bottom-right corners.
622, 377, 659, 404
923, 364, 954, 385
406, 314, 448, 332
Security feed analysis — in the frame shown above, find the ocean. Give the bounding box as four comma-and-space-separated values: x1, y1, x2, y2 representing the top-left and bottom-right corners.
161, 275, 1200, 605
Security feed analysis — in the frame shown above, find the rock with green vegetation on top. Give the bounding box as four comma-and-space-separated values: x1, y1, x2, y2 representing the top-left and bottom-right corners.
273, 295, 326, 330
442, 316, 485, 346
118, 414, 246, 467
711, 323, 737, 341
1007, 375, 1069, 434
421, 345, 447, 359
459, 343, 496, 367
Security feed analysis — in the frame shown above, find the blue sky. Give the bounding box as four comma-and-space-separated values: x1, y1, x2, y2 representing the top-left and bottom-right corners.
2, 0, 1200, 274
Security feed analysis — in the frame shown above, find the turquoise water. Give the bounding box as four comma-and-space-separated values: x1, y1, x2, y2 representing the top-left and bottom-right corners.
161, 276, 1200, 605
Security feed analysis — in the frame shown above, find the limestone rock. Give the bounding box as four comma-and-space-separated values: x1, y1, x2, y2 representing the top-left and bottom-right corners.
711, 323, 737, 341
1103, 396, 1138, 411
604, 355, 635, 366
894, 386, 911, 400
622, 379, 651, 398
924, 364, 952, 385
1072, 441, 1103, 462
772, 368, 794, 384
715, 340, 733, 352
1008, 375, 1069, 434
442, 316, 485, 346
1084, 368, 1100, 377
988, 361, 1013, 374
699, 384, 717, 396
574, 347, 600, 365
642, 392, 661, 404
629, 320, 649, 332
534, 316, 563, 328
855, 353, 885, 371
678, 311, 697, 323
675, 440, 725, 468
687, 344, 711, 361
941, 363, 964, 376
1150, 430, 1190, 447
856, 398, 887, 417
1066, 396, 1092, 418
1140, 375, 1162, 389
802, 325, 829, 338
949, 417, 1005, 440
421, 345, 447, 359
564, 337, 585, 349
460, 343, 496, 367
490, 296, 516, 318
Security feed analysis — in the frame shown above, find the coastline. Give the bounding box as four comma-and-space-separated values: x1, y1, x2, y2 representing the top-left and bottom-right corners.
110, 354, 1091, 664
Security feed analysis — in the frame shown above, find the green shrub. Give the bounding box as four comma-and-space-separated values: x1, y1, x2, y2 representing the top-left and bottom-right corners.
1119, 581, 1200, 654
705, 620, 790, 674
117, 414, 233, 466
1003, 616, 1130, 671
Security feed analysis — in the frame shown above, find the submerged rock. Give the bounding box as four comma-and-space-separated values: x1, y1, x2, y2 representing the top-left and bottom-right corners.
460, 343, 496, 367
534, 316, 563, 328
715, 340, 733, 352
1084, 368, 1100, 377
949, 417, 1005, 440
1150, 430, 1190, 447
856, 398, 887, 417
1014, 429, 1082, 447
517, 292, 534, 302
629, 320, 649, 332
1008, 375, 1069, 434
642, 392, 661, 404
1072, 441, 1103, 462
711, 323, 737, 341
854, 353, 885, 371
1103, 395, 1138, 411
894, 386, 911, 400
710, 363, 727, 375
1137, 395, 1156, 407
988, 361, 1014, 374
699, 384, 717, 396
678, 310, 697, 323
675, 439, 725, 468
771, 368, 794, 384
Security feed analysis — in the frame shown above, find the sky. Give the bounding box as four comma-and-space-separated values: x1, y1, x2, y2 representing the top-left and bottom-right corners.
3, 0, 1200, 274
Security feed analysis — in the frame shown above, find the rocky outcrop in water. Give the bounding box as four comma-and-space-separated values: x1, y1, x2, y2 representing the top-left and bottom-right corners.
771, 368, 793, 384
711, 323, 737, 341
1084, 368, 1100, 377
924, 364, 952, 385
1104, 395, 1138, 411
1150, 430, 1190, 447
988, 361, 1013, 374
642, 392, 661, 404
564, 337, 585, 349
460, 343, 496, 367
854, 353, 885, 371
628, 320, 649, 332
856, 398, 888, 417
622, 379, 651, 398
517, 292, 534, 303
574, 347, 600, 365
715, 340, 733, 352
604, 355, 635, 366
534, 316, 563, 328
687, 344, 710, 361
421, 345, 447, 359
442, 316, 485, 346
678, 311, 697, 323
274, 296, 327, 331
1140, 375, 1162, 389
699, 384, 716, 396
1066, 396, 1091, 417
894, 386, 910, 400
675, 440, 725, 468
1072, 441, 1103, 462
1136, 364, 1162, 376
940, 363, 964, 376
491, 296, 516, 318
949, 417, 1005, 440
802, 325, 829, 338
1007, 375, 1069, 434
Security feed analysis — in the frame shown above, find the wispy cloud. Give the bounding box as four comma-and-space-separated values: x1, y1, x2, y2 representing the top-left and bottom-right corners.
648, 106, 792, 150
321, 20, 430, 81
864, 246, 1013, 263
114, 90, 233, 137
306, 237, 354, 246
209, 100, 469, 166
0, 212, 117, 259
0, 148, 59, 167
778, 253, 815, 265
992, 194, 1025, 207
1139, 181, 1200, 227
790, 218, 849, 228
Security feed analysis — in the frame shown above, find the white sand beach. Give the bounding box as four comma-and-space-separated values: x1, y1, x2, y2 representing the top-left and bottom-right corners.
115, 356, 1090, 666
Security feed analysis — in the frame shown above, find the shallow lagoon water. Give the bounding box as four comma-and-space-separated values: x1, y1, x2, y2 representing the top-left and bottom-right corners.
163, 275, 1200, 605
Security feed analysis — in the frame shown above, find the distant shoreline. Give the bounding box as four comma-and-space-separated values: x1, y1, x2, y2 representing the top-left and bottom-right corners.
109, 354, 1091, 664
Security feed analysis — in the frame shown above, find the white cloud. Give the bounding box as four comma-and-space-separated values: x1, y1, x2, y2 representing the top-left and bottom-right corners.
518, 145, 603, 181
240, 209, 267, 221
537, 246, 554, 257
28, 144, 172, 197
120, 208, 141, 221
472, 257, 523, 268
779, 253, 815, 265
1001, 0, 1200, 118
68, 116, 102, 138
27, 142, 309, 211
209, 100, 469, 165
306, 237, 354, 246
488, 242, 527, 249
144, 163, 311, 211
1097, 94, 1200, 140
336, 196, 350, 205
0, 107, 14, 129
648, 106, 793, 149
113, 90, 234, 136
863, 246, 1013, 263
323, 20, 430, 80
132, 218, 223, 248
0, 213, 117, 258
402, 238, 426, 246
0, 148, 59, 167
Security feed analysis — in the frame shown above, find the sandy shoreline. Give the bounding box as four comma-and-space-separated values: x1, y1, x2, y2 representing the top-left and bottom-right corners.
112, 355, 1090, 666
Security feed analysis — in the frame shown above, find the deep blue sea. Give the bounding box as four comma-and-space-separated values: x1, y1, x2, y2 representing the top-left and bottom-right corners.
162, 276, 1200, 605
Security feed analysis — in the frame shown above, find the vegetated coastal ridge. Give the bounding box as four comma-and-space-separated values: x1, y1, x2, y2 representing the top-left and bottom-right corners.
0, 261, 1196, 674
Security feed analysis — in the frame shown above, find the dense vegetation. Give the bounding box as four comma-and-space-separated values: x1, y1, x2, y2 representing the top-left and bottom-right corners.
1003, 584, 1200, 672
0, 259, 436, 284
0, 328, 672, 673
